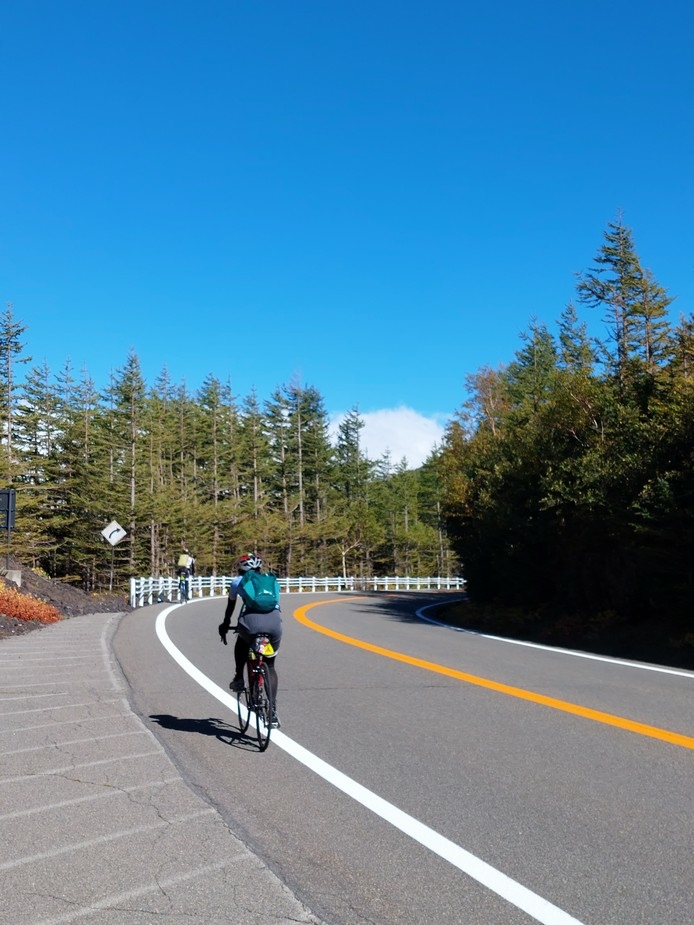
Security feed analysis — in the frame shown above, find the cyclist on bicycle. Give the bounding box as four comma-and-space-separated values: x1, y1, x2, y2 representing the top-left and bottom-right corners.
218, 554, 282, 727
176, 548, 195, 599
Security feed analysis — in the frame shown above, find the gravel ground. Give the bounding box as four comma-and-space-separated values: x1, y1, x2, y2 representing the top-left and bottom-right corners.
0, 556, 131, 640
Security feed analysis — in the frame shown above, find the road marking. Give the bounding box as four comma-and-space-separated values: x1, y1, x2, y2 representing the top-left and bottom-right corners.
0, 750, 164, 785
156, 605, 585, 925
294, 599, 694, 751
0, 776, 180, 821
34, 859, 242, 925
0, 698, 123, 717
416, 599, 694, 679
1, 729, 148, 757
0, 713, 135, 733
0, 809, 215, 872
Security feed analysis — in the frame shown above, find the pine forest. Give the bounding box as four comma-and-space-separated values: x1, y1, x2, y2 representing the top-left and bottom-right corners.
2, 218, 693, 663
0, 318, 453, 588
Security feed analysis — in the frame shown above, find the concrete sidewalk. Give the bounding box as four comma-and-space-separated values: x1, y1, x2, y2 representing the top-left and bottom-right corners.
0, 612, 324, 925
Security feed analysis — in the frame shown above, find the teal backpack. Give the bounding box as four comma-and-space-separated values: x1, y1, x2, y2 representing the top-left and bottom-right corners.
238, 571, 280, 614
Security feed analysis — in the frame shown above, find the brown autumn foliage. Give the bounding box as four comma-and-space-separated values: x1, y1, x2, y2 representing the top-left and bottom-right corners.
0, 585, 62, 624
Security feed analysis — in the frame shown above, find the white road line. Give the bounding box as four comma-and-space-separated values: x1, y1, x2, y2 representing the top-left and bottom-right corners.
0, 713, 135, 733
156, 605, 585, 925
0, 749, 164, 785
0, 655, 94, 662
0, 681, 118, 690
416, 600, 694, 679
0, 692, 71, 702
0, 698, 123, 716
0, 809, 215, 872
33, 859, 239, 925
1, 729, 148, 757
0, 775, 181, 821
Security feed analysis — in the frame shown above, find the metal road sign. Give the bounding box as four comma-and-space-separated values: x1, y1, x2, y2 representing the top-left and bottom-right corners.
101, 520, 127, 546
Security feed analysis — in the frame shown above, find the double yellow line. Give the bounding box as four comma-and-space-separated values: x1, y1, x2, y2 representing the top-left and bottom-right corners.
294, 598, 694, 751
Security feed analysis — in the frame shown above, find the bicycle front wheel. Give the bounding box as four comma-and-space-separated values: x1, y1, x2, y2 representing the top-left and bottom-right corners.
252, 663, 273, 752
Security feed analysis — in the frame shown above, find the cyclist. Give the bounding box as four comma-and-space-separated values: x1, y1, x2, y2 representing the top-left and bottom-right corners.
176, 548, 196, 600
218, 554, 282, 727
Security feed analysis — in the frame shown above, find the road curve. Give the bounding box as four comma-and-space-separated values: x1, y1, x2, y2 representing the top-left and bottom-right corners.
115, 591, 694, 925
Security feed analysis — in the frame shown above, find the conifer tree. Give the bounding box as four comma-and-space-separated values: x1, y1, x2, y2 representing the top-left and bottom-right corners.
0, 304, 31, 484
100, 352, 147, 579
14, 360, 62, 563
558, 301, 596, 373
236, 390, 275, 561
576, 218, 672, 386
334, 408, 380, 576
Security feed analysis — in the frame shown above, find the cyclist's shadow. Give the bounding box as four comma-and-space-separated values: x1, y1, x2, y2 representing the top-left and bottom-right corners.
149, 713, 257, 750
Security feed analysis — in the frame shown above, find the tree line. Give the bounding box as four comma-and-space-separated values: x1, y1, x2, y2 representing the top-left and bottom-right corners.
4, 215, 691, 661
0, 318, 455, 589
438, 218, 694, 651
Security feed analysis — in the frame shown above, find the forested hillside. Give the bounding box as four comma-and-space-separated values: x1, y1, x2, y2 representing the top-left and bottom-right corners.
438, 219, 694, 662
3, 217, 693, 667
0, 318, 454, 588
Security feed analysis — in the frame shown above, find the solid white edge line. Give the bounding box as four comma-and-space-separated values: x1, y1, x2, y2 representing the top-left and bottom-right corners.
155, 604, 585, 925
416, 599, 694, 679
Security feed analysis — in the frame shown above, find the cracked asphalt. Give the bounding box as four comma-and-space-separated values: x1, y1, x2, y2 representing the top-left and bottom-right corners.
0, 612, 326, 925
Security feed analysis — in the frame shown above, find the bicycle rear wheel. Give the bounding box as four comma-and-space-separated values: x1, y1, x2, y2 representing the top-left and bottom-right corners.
252, 663, 273, 752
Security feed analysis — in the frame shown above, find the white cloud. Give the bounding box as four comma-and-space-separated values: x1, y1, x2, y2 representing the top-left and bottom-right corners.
329, 406, 448, 469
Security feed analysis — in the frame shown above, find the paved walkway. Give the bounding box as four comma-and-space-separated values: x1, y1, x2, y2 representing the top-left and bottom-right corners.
0, 612, 324, 925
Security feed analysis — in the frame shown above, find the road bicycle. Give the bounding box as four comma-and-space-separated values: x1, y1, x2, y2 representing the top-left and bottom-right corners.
177, 572, 189, 603
236, 634, 275, 751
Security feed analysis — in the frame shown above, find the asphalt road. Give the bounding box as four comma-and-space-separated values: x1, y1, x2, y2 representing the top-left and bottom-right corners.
114, 591, 694, 925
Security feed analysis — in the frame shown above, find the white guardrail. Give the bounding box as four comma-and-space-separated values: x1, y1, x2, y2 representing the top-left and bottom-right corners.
129, 575, 466, 608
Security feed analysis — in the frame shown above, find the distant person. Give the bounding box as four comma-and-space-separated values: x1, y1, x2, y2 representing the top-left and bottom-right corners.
218, 554, 282, 727
176, 548, 195, 599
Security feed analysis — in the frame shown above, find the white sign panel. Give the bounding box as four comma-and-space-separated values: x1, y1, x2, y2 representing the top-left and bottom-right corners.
101, 520, 127, 546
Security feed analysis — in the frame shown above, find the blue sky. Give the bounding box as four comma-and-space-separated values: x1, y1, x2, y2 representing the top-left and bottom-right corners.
3, 1, 693, 466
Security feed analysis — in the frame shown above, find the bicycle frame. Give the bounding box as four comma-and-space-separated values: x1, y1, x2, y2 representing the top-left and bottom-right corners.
246, 635, 272, 695
243, 634, 274, 750
178, 573, 189, 602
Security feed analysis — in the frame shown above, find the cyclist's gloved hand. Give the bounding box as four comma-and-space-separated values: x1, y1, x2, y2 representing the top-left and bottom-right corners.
218, 622, 230, 645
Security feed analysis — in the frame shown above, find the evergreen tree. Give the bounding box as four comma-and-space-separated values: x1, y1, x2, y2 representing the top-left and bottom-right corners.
557, 301, 596, 374
63, 367, 110, 588
235, 390, 275, 562
100, 352, 147, 581
14, 360, 62, 563
195, 375, 240, 573
334, 408, 380, 576
503, 319, 559, 418
0, 304, 31, 484
576, 217, 673, 385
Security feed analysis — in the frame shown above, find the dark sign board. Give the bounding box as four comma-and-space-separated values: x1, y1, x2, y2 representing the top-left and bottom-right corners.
0, 489, 16, 530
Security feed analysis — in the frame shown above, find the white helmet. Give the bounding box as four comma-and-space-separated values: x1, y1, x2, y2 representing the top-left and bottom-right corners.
238, 554, 262, 572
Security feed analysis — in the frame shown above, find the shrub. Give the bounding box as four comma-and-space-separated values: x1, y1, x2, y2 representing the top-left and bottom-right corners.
0, 585, 62, 624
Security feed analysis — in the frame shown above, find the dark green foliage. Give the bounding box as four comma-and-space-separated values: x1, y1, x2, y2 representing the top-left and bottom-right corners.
440, 218, 694, 659
0, 335, 454, 588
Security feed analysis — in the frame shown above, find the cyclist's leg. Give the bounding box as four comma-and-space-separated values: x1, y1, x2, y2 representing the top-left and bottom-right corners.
264, 618, 282, 720
231, 630, 250, 690
265, 618, 282, 703
265, 656, 278, 701
238, 612, 282, 720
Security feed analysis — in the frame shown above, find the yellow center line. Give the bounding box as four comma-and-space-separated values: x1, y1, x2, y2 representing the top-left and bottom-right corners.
294, 598, 694, 751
